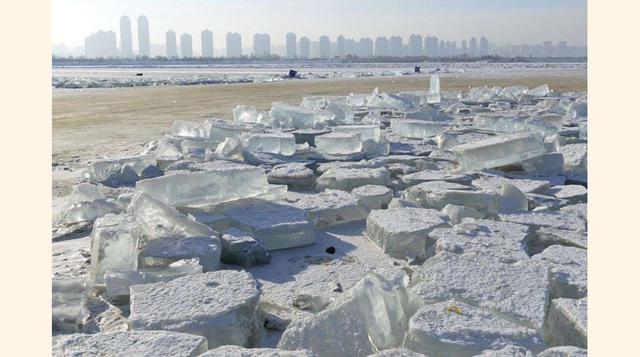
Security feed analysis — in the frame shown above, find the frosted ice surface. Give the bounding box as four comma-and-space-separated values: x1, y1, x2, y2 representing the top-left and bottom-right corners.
391, 120, 447, 139
281, 190, 368, 227
332, 125, 381, 142
52, 279, 88, 333
171, 120, 206, 139
326, 101, 355, 125
86, 156, 159, 187
180, 140, 220, 159
316, 166, 391, 192
241, 133, 297, 156
500, 183, 528, 212
351, 184, 393, 211
203, 119, 249, 142
452, 133, 548, 170
201, 345, 316, 356
315, 132, 362, 155
90, 213, 140, 283
69, 183, 105, 204
528, 84, 551, 97
220, 228, 271, 267
270, 103, 317, 129
138, 235, 221, 272
538, 346, 587, 357
233, 105, 261, 124
545, 298, 587, 348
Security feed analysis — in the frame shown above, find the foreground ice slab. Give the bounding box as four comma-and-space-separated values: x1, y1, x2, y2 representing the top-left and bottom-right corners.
282, 190, 367, 227
52, 331, 208, 357
315, 132, 362, 155
267, 163, 316, 191
233, 105, 261, 124
537, 346, 587, 357
278, 273, 415, 357
138, 235, 221, 272
499, 211, 585, 231
351, 184, 393, 211
403, 182, 500, 218
201, 345, 316, 356
86, 156, 160, 187
545, 298, 587, 348
52, 278, 87, 334
136, 166, 270, 207
452, 133, 548, 171
405, 301, 544, 356
241, 133, 297, 156
368, 348, 428, 356
411, 252, 551, 331
474, 345, 534, 357
391, 119, 447, 139
366, 208, 448, 260
533, 245, 587, 299
90, 214, 140, 283
220, 228, 271, 267
316, 167, 391, 192
130, 271, 260, 348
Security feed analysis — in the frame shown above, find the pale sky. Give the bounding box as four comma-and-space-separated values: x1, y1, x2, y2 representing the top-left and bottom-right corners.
53, 0, 587, 49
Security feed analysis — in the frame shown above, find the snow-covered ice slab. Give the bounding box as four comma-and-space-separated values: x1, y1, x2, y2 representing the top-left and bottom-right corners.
546, 185, 587, 204
201, 345, 316, 356
52, 331, 208, 357
402, 182, 501, 218
52, 278, 87, 333
90, 214, 139, 283
267, 163, 316, 191
499, 211, 585, 231
537, 346, 587, 357
315, 132, 362, 155
533, 245, 587, 299
241, 133, 297, 156
222, 199, 314, 250
366, 208, 448, 260
86, 156, 160, 187
452, 133, 548, 171
441, 204, 483, 224
317, 167, 391, 192
471, 175, 550, 194
431, 220, 531, 263
136, 166, 270, 207
180, 140, 220, 159
282, 190, 367, 227
138, 235, 221, 272
521, 153, 565, 176
278, 273, 414, 357
533, 227, 588, 250
405, 300, 544, 356
500, 183, 529, 212
411, 252, 551, 331
130, 271, 260, 348
401, 170, 473, 187
220, 228, 271, 267
391, 119, 447, 139
559, 144, 587, 175
351, 184, 393, 211
332, 125, 381, 142
127, 193, 214, 239
545, 298, 587, 348
474, 345, 535, 357
368, 348, 428, 356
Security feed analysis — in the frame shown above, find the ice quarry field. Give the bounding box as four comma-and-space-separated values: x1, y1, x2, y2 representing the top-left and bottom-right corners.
52, 65, 588, 357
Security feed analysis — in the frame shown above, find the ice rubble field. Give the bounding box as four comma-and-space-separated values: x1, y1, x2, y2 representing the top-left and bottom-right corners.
52, 61, 586, 89
52, 76, 588, 357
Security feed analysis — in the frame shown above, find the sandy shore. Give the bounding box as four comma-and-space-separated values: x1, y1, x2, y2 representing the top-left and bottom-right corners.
53, 71, 586, 165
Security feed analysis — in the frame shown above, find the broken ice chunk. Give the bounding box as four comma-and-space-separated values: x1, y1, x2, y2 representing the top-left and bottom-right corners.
474, 345, 534, 357
129, 271, 260, 348
135, 166, 270, 207
69, 183, 105, 204
390, 119, 447, 139
171, 120, 207, 138
316, 167, 391, 192
270, 103, 318, 129
267, 163, 316, 191
52, 279, 88, 334
315, 132, 363, 155
452, 133, 548, 171
86, 156, 160, 187
545, 298, 587, 348
546, 185, 587, 204
201, 346, 316, 356
405, 300, 544, 356
402, 182, 501, 218
138, 235, 221, 272
532, 245, 587, 299
233, 105, 261, 124
537, 346, 587, 357
500, 183, 528, 212
241, 132, 296, 156
180, 140, 220, 159
90, 213, 140, 283
499, 211, 585, 231
521, 153, 565, 176
429, 74, 440, 94
368, 348, 428, 356
441, 204, 483, 224
351, 184, 393, 211
214, 136, 244, 159
401, 170, 473, 187
366, 207, 447, 260
528, 84, 550, 97
203, 119, 248, 142
220, 228, 271, 267
281, 190, 368, 227
332, 125, 381, 142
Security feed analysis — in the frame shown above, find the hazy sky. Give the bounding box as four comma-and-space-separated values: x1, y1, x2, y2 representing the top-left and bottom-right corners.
53, 0, 587, 49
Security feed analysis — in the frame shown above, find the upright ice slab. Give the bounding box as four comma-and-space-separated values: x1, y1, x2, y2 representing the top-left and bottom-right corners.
233, 105, 261, 124
332, 125, 381, 142
90, 214, 140, 283
391, 120, 447, 139
452, 133, 548, 170
136, 166, 270, 207
241, 132, 296, 156
315, 132, 362, 155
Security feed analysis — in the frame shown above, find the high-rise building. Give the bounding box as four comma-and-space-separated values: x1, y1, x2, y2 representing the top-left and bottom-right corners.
226, 32, 242, 57
558, 41, 568, 57
424, 36, 439, 57
84, 30, 118, 58
286, 32, 297, 59
479, 36, 489, 56
166, 30, 177, 58
543, 41, 554, 57
389, 36, 403, 57
319, 35, 331, 58
461, 39, 468, 55
337, 35, 346, 59
180, 33, 193, 58
299, 36, 310, 59
201, 29, 213, 57
438, 40, 446, 56
374, 36, 389, 57
408, 34, 423, 56
137, 15, 150, 57
119, 16, 133, 58
253, 33, 271, 57
468, 37, 477, 57
358, 37, 374, 58
345, 39, 357, 56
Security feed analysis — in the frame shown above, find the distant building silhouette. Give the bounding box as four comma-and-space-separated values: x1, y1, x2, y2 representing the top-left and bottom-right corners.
479, 36, 489, 56
345, 38, 357, 56
409, 34, 423, 56
253, 33, 271, 57
389, 36, 403, 57
468, 37, 477, 57
319, 35, 330, 58
85, 30, 118, 58
299, 36, 310, 59
286, 32, 297, 59
558, 41, 568, 57
137, 15, 150, 57
119, 16, 133, 58
180, 33, 193, 58
358, 37, 374, 58
461, 39, 468, 55
226, 32, 242, 58
201, 29, 213, 57
166, 30, 177, 58
375, 36, 389, 57
336, 35, 346, 59
438, 40, 446, 56
424, 36, 439, 57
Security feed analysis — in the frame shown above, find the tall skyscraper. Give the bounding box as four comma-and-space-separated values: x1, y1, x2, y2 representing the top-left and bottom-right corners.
119, 16, 133, 58
226, 32, 242, 57
319, 35, 331, 58
558, 41, 568, 57
337, 35, 346, 59
461, 39, 468, 55
253, 33, 271, 57
469, 37, 477, 57
84, 30, 118, 58
438, 40, 446, 56
345, 39, 357, 56
286, 32, 297, 59
424, 36, 439, 57
166, 30, 177, 58
358, 38, 373, 58
408, 34, 423, 56
374, 36, 389, 57
389, 36, 403, 57
543, 41, 554, 57
299, 36, 310, 59
137, 15, 150, 57
180, 33, 193, 58
479, 36, 489, 56
201, 29, 213, 57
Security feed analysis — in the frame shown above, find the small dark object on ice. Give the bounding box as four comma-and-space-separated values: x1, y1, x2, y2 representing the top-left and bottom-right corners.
414, 66, 421, 73
136, 73, 143, 76
325, 246, 336, 254
288, 69, 298, 78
